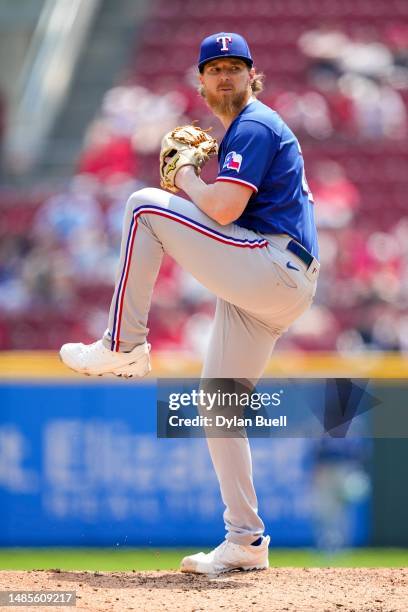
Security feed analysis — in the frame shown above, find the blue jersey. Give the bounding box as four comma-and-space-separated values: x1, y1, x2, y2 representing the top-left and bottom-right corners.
217, 99, 319, 259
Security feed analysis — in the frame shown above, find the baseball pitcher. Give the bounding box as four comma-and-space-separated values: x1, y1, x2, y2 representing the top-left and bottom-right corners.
60, 32, 319, 574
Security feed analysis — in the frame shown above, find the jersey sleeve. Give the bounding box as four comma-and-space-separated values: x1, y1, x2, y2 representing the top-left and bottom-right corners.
217, 121, 279, 193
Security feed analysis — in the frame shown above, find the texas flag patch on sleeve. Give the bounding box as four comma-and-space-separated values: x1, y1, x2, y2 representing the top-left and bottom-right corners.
223, 151, 242, 172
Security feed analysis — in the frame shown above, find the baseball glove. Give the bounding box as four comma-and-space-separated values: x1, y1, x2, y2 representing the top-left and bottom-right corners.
159, 125, 218, 193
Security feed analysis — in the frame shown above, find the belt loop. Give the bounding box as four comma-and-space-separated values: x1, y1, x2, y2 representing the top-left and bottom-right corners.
305, 260, 320, 281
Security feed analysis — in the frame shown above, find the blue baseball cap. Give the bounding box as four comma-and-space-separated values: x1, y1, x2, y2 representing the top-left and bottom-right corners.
198, 32, 253, 73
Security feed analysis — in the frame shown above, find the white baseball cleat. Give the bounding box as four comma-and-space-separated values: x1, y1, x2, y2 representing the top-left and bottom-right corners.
59, 339, 151, 378
180, 536, 270, 575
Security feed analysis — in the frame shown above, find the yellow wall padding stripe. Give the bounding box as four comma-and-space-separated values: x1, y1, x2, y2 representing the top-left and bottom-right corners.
0, 351, 407, 379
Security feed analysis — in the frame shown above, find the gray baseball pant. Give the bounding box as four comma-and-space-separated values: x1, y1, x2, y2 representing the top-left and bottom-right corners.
103, 187, 318, 545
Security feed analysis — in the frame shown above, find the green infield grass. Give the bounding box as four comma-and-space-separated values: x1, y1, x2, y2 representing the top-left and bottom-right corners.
0, 548, 407, 571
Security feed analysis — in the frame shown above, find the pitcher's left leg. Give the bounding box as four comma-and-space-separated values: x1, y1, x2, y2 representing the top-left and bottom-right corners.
180, 299, 279, 573
202, 299, 282, 545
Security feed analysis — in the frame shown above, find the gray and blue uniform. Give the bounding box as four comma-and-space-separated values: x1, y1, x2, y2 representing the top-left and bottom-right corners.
103, 97, 319, 545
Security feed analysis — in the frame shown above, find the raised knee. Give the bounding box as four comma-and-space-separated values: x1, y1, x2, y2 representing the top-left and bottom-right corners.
135, 187, 162, 199
129, 187, 166, 206
126, 188, 169, 217
124, 188, 155, 216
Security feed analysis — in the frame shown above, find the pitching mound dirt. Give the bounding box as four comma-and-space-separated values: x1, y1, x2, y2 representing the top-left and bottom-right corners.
0, 568, 407, 611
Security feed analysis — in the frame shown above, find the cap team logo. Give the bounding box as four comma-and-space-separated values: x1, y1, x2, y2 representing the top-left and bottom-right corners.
216, 35, 232, 51
223, 151, 242, 172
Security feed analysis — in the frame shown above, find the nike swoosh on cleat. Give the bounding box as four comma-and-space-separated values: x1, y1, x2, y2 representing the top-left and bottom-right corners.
286, 261, 300, 271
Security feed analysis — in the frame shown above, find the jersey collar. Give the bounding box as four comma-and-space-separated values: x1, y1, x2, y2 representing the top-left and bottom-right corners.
219, 97, 259, 150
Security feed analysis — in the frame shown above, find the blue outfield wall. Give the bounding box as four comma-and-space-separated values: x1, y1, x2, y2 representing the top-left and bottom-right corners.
0, 381, 370, 547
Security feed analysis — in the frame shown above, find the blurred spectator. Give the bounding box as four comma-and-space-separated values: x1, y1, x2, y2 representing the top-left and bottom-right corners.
33, 175, 103, 241
299, 27, 408, 141
384, 23, 408, 89
338, 74, 407, 140
288, 305, 341, 351
77, 119, 137, 182
298, 27, 350, 79
0, 88, 5, 177
339, 35, 393, 80
85, 84, 190, 159
310, 161, 360, 228
299, 27, 393, 82
272, 90, 333, 139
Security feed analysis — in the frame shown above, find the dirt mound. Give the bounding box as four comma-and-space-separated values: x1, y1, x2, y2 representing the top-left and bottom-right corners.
0, 568, 407, 611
